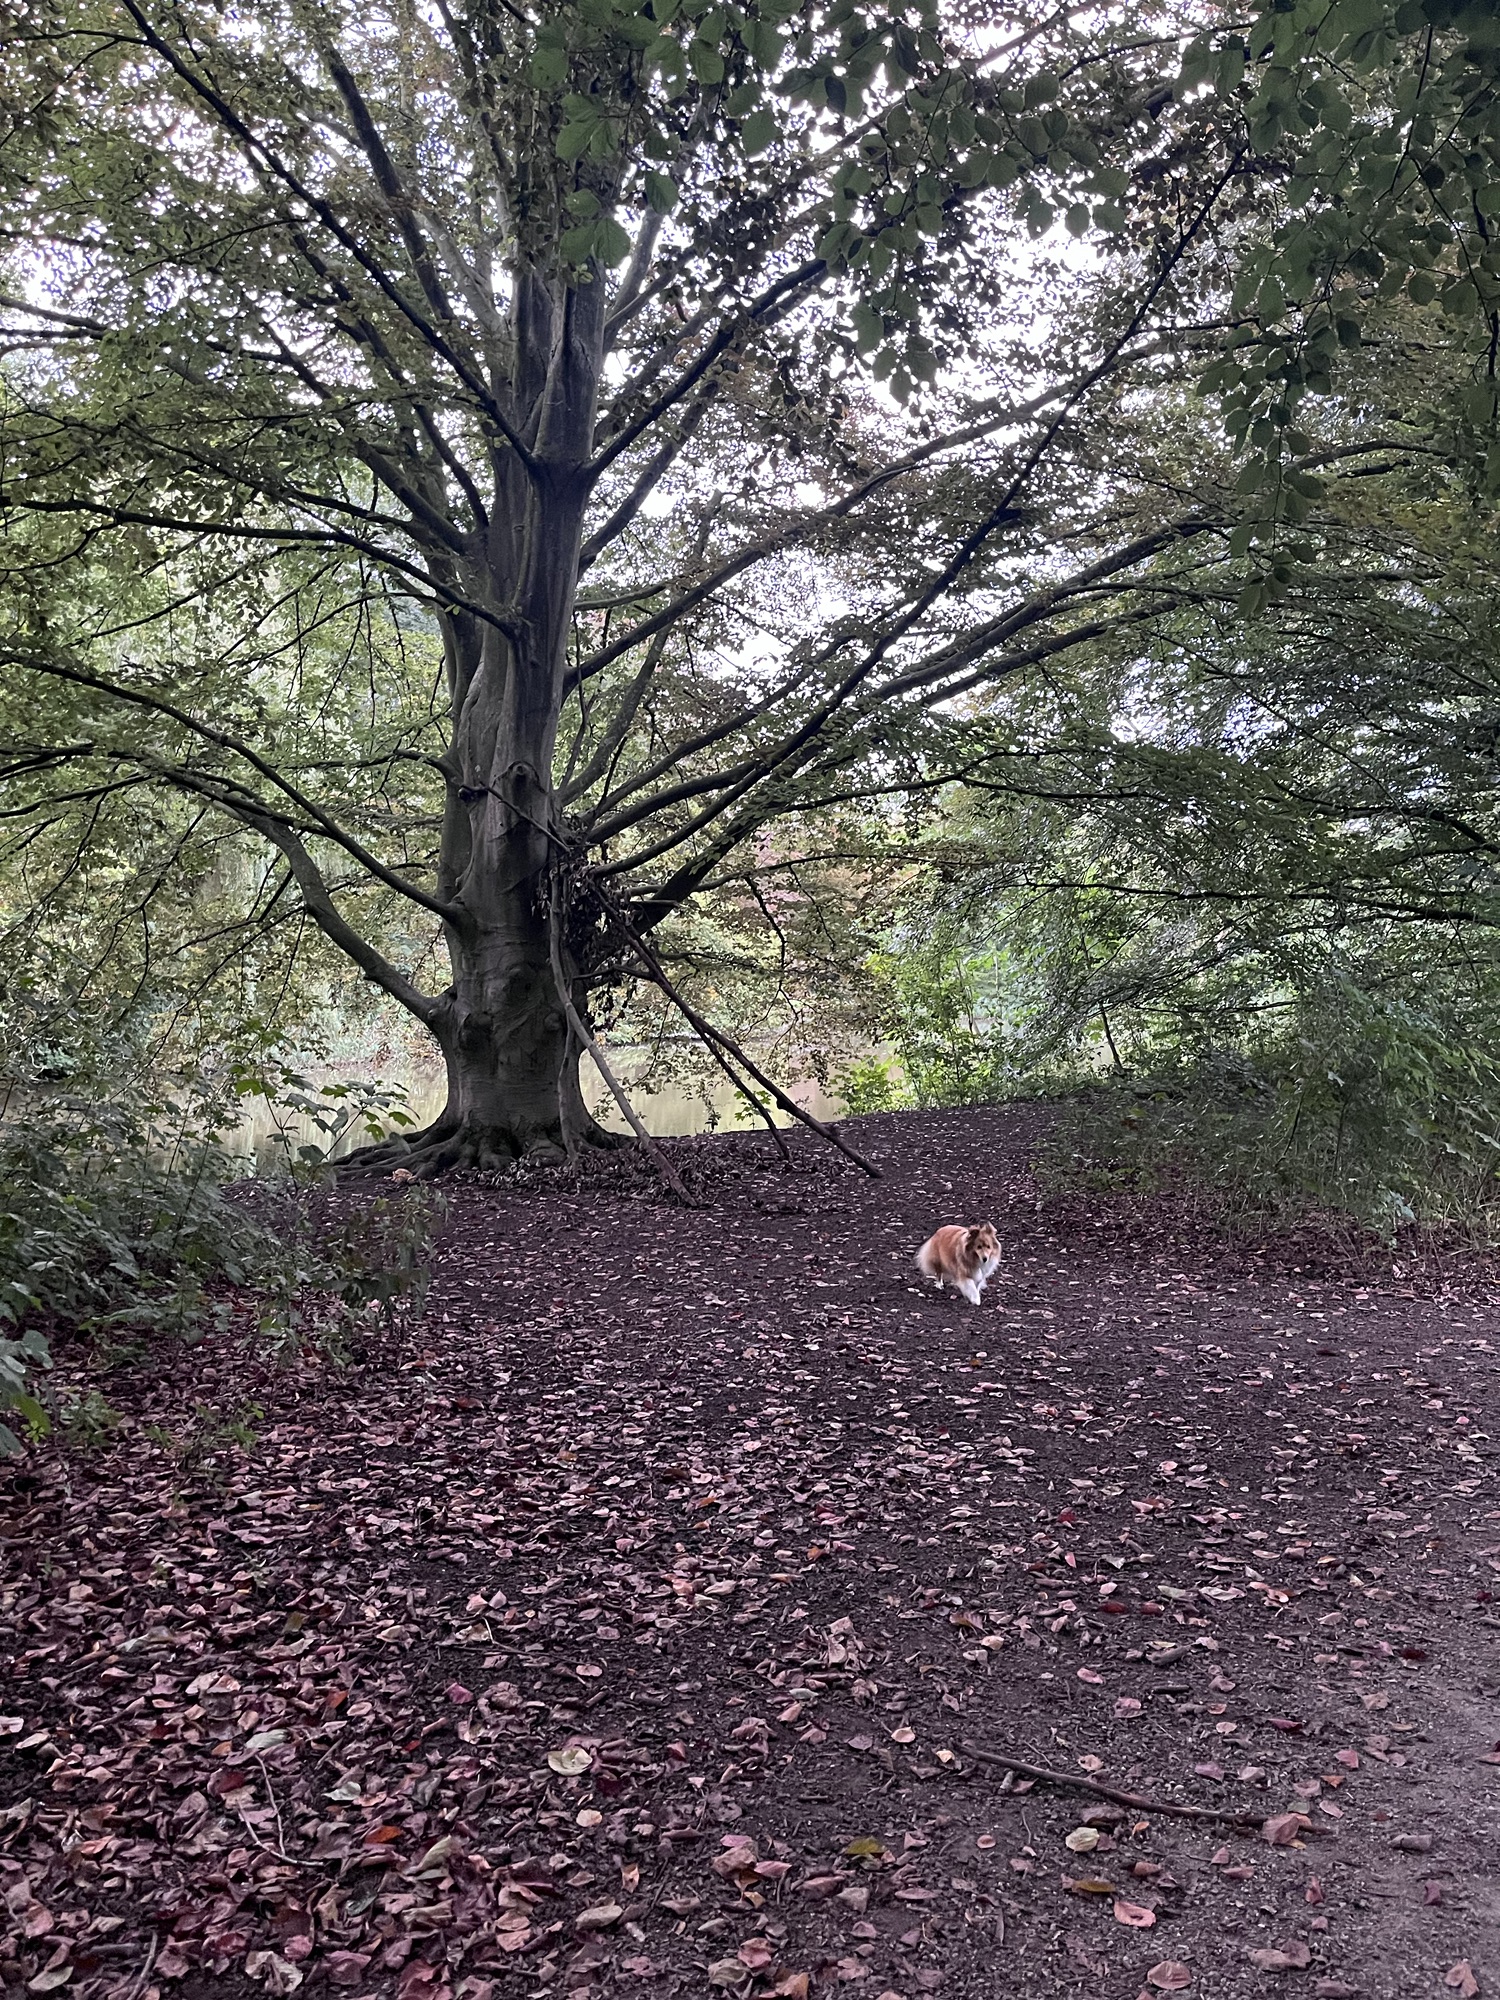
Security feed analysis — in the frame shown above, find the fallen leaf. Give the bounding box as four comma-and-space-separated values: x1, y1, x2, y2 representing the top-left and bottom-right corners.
1446, 1966, 1480, 1998
576, 1902, 623, 1932
1313, 1984, 1360, 1999
546, 1746, 592, 1776
738, 1939, 774, 1970
322, 1953, 372, 1987
1262, 1814, 1312, 1847
1393, 1833, 1432, 1853
1114, 1900, 1157, 1928
1077, 1668, 1104, 1685
244, 1952, 304, 1994
1248, 1942, 1312, 1972
1065, 1827, 1101, 1853
1146, 1965, 1193, 1993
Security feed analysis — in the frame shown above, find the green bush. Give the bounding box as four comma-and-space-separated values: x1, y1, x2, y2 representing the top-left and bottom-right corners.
1049, 977, 1500, 1235
843, 941, 1022, 1112
0, 1063, 443, 1454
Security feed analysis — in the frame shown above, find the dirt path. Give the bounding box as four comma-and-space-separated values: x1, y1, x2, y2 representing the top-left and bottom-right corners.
4, 1106, 1500, 2000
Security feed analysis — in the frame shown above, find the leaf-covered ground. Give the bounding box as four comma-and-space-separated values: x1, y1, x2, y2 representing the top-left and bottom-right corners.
4, 1105, 1500, 2000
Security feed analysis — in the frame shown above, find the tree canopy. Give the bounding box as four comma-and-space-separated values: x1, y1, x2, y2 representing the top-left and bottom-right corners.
5, 0, 1500, 1189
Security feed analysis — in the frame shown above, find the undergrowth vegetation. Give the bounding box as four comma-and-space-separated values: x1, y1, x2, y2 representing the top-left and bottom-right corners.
0, 1025, 443, 1455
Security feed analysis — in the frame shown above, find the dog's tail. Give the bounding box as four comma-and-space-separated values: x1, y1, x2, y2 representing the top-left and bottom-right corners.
914, 1236, 938, 1280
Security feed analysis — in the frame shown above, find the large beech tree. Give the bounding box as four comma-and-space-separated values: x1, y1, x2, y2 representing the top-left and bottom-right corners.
0, 0, 1246, 1169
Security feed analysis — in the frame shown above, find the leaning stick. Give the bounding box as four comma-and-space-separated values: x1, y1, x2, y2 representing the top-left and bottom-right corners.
606, 902, 882, 1181
962, 1744, 1268, 1828
694, 1022, 792, 1159
547, 888, 699, 1208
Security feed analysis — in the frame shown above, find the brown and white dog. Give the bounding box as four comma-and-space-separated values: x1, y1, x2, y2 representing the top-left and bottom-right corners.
915, 1222, 1001, 1305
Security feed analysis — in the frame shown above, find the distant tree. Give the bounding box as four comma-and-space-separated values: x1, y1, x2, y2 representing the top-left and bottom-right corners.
1, 0, 1252, 1169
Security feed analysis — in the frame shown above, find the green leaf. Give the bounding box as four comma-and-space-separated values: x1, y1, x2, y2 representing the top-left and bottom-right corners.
1065, 202, 1090, 237
644, 170, 679, 212
596, 215, 633, 264
531, 42, 570, 87
559, 222, 600, 264
557, 118, 596, 163
743, 18, 783, 64
690, 39, 726, 83
741, 106, 777, 154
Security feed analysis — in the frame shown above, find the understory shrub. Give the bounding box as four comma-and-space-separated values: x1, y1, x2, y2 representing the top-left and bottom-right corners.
837, 942, 1023, 1112
1046, 978, 1500, 1236
0, 1066, 442, 1453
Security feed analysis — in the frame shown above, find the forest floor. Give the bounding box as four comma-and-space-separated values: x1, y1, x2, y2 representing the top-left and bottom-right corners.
4, 1104, 1500, 2000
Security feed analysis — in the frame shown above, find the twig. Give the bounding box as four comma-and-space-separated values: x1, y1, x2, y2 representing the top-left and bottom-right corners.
961, 1744, 1268, 1828
690, 1015, 791, 1159
548, 877, 699, 1208
232, 1756, 321, 1868
126, 1935, 158, 2000
255, 1751, 295, 1859
233, 1808, 322, 1868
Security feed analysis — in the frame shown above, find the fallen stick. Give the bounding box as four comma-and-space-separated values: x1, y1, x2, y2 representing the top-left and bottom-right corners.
604, 897, 882, 1180
961, 1744, 1267, 1828
549, 881, 699, 1208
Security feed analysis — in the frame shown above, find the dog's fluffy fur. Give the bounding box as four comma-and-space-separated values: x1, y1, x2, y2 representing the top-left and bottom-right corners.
915, 1222, 1001, 1305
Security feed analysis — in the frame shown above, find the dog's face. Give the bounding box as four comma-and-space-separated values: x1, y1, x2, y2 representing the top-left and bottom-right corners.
969, 1223, 1001, 1262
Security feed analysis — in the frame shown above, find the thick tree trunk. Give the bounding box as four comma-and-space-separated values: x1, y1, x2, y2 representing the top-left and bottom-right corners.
424, 902, 605, 1171
348, 936, 614, 1175
347, 262, 617, 1178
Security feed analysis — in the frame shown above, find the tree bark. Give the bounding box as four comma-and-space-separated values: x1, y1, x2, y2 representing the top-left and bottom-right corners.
347, 259, 618, 1172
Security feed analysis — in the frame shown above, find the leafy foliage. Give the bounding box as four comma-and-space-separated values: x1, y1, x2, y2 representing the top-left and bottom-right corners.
0, 0, 1265, 1166
0, 1014, 444, 1453
838, 938, 1024, 1113
1052, 974, 1500, 1235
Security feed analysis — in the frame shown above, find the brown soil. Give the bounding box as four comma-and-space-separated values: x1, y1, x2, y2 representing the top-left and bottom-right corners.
3, 1105, 1500, 2000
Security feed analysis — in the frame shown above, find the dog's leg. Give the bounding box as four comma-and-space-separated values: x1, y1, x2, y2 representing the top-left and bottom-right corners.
959, 1278, 981, 1305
